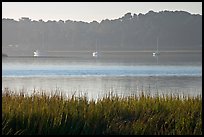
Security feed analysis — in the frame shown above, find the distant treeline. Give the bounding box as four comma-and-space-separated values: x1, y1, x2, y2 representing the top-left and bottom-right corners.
2, 11, 202, 56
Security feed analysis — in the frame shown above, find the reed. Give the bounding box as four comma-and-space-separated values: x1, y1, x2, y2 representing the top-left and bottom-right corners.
2, 88, 202, 135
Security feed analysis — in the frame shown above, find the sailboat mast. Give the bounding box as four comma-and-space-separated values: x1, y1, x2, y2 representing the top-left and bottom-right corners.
42, 33, 44, 50
96, 39, 98, 51
157, 37, 159, 53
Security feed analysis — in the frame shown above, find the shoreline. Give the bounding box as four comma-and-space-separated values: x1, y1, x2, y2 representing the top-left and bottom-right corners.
2, 76, 202, 99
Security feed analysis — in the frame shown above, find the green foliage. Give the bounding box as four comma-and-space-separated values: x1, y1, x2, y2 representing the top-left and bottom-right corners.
2, 89, 202, 135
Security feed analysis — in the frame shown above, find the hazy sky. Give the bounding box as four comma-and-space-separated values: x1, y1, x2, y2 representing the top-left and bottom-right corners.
2, 2, 202, 23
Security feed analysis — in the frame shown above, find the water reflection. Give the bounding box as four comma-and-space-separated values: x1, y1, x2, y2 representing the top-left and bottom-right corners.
2, 76, 202, 100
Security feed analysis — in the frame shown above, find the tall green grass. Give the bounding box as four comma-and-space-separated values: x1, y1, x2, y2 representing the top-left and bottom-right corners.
2, 88, 202, 135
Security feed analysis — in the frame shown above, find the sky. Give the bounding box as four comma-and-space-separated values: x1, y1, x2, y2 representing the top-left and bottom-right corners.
2, 2, 202, 23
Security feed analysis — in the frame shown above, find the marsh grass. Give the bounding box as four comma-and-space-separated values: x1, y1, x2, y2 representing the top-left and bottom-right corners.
2, 88, 202, 135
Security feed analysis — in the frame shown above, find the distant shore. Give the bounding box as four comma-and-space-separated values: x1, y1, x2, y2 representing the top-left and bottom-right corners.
3, 49, 202, 57
2, 50, 202, 66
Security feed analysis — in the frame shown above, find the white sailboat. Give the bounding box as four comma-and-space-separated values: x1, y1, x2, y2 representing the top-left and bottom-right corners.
92, 51, 98, 57
152, 37, 160, 64
92, 40, 99, 57
34, 32, 46, 57
33, 50, 40, 57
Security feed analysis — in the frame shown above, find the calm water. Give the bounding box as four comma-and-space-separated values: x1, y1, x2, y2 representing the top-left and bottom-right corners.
2, 53, 202, 99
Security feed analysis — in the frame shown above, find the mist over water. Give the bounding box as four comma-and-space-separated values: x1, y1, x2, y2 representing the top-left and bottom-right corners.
2, 53, 202, 99
2, 65, 201, 77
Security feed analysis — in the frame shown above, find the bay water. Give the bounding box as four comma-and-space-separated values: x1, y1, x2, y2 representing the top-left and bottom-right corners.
2, 52, 202, 99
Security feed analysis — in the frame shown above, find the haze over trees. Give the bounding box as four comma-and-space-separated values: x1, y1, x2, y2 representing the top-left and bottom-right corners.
2, 10, 202, 56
